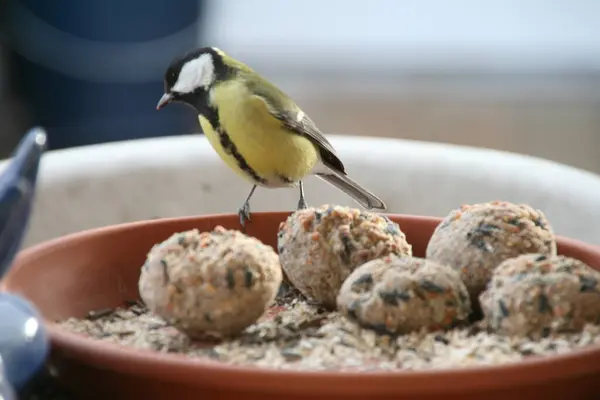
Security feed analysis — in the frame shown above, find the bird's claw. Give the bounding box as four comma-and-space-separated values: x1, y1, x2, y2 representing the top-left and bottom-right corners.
297, 198, 308, 210
238, 202, 252, 229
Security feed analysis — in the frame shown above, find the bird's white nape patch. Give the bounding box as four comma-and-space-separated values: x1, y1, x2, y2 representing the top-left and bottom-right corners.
171, 53, 215, 93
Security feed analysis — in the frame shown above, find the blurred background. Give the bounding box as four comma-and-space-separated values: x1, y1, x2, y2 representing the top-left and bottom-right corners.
2, 0, 600, 172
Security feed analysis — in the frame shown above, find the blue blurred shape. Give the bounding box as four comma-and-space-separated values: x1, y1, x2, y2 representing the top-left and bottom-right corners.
0, 293, 49, 390
0, 360, 16, 400
0, 127, 47, 278
0, 127, 50, 390
10, 0, 204, 150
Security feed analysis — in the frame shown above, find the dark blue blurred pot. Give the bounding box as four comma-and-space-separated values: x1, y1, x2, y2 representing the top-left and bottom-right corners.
9, 0, 204, 150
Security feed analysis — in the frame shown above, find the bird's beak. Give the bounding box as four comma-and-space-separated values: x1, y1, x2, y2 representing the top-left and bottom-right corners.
156, 93, 173, 111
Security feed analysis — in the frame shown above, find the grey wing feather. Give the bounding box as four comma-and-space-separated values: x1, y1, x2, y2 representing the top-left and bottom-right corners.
246, 78, 346, 173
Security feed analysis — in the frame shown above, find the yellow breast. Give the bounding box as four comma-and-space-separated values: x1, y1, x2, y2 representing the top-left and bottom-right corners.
199, 81, 319, 187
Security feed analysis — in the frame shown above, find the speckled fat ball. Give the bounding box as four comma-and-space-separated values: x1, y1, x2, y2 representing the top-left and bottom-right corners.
337, 255, 471, 334
480, 253, 600, 338
426, 201, 557, 303
277, 204, 412, 309
138, 226, 283, 339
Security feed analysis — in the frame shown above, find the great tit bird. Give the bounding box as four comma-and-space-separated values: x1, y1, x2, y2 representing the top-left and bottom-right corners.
156, 47, 386, 227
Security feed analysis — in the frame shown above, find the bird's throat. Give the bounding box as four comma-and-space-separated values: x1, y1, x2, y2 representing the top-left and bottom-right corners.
179, 89, 220, 129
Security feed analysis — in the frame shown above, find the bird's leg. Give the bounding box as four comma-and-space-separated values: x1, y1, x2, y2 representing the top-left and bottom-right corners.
238, 185, 257, 228
297, 180, 308, 210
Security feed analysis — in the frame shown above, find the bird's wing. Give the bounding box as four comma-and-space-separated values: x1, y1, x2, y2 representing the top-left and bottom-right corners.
246, 78, 346, 174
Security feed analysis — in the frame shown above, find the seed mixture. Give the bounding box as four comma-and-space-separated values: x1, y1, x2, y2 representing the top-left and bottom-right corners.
426, 201, 557, 304
58, 296, 600, 371
278, 204, 412, 309
138, 227, 282, 339
480, 253, 600, 338
56, 201, 600, 372
337, 255, 471, 334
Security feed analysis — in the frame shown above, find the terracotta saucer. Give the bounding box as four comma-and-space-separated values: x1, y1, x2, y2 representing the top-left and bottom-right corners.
3, 212, 600, 399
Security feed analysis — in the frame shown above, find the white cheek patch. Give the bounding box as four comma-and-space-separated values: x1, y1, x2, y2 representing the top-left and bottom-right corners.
171, 53, 215, 94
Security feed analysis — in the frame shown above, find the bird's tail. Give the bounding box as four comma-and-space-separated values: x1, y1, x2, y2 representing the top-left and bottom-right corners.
314, 166, 387, 210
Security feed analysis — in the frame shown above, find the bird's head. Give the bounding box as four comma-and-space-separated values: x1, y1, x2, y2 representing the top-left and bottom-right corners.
156, 46, 229, 111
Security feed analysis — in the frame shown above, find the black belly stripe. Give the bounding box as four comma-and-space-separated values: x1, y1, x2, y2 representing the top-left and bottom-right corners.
185, 89, 220, 128
217, 129, 267, 184
185, 89, 267, 184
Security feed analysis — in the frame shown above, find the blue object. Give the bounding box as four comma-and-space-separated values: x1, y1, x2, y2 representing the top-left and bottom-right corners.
0, 127, 50, 392
9, 0, 204, 150
0, 368, 15, 400
0, 293, 49, 391
0, 128, 46, 278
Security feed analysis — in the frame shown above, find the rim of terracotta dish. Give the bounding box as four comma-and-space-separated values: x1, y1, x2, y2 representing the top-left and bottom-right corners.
7, 213, 600, 394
